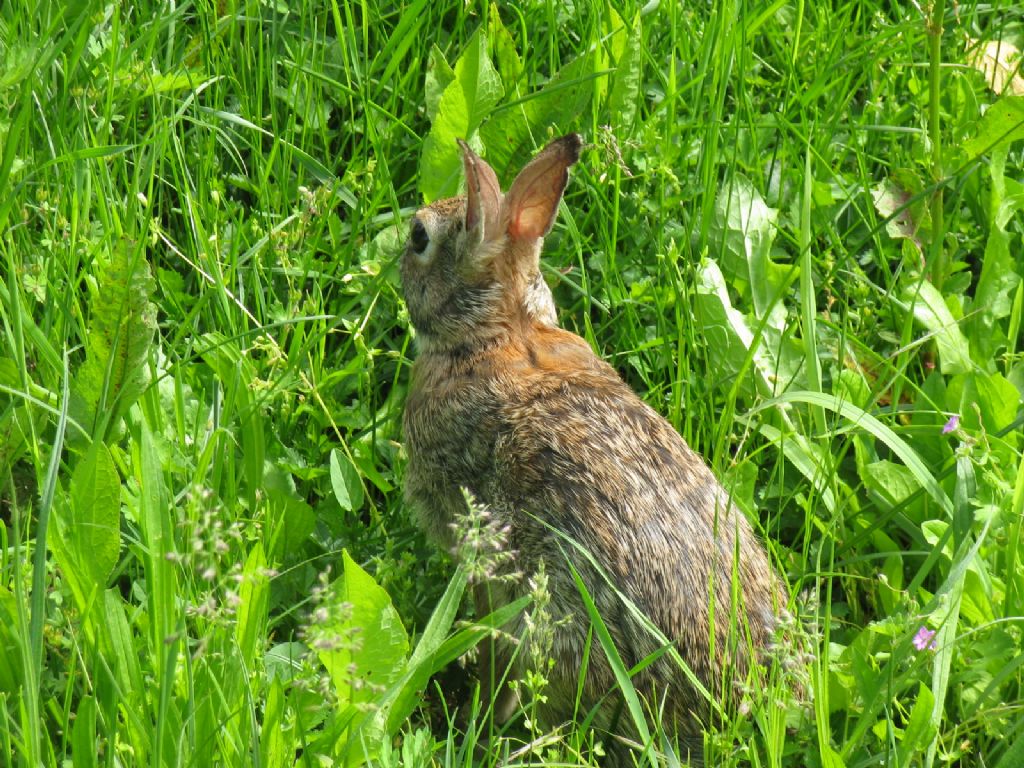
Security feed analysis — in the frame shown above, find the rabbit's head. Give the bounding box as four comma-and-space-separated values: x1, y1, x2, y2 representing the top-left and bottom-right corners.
401, 134, 581, 351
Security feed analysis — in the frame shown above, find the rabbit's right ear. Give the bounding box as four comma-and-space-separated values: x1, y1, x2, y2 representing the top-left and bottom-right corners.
458, 139, 503, 249
504, 133, 582, 241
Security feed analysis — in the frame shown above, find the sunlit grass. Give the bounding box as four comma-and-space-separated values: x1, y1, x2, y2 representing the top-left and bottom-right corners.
0, 0, 1021, 765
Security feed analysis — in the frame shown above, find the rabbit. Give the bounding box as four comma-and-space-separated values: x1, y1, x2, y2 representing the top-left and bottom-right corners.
400, 133, 783, 758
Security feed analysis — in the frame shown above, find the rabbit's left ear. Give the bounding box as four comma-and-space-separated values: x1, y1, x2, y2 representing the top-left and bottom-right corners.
458, 140, 503, 247
504, 134, 582, 241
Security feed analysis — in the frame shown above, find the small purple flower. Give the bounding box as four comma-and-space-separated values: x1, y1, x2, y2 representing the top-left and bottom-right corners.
913, 626, 937, 651
942, 415, 959, 434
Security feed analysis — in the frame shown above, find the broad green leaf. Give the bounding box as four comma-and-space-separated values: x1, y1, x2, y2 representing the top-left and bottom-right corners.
964, 94, 1024, 159
449, 29, 503, 131
820, 743, 848, 768
607, 11, 642, 128
352, 447, 394, 494
99, 590, 143, 703
330, 448, 364, 512
861, 460, 918, 510
323, 551, 409, 765
694, 258, 802, 397
921, 520, 955, 560
759, 322, 806, 395
970, 146, 1023, 358
71, 695, 98, 768
854, 429, 925, 525
961, 569, 996, 625
953, 449, 977, 551
594, 3, 626, 106
898, 684, 935, 765
924, 527, 980, 768
235, 544, 270, 668
694, 258, 759, 398
919, 521, 996, 627
419, 31, 503, 202
0, 587, 19, 692
903, 277, 972, 375
424, 44, 455, 122
709, 174, 790, 320
0, 357, 19, 388
140, 69, 208, 96
69, 441, 121, 590
263, 463, 316, 558
947, 371, 1020, 435
265, 642, 306, 683
269, 495, 316, 558
479, 47, 599, 176
134, 413, 179, 685
488, 5, 523, 90
339, 562, 527, 766
70, 241, 156, 441
319, 550, 409, 707
385, 564, 502, 734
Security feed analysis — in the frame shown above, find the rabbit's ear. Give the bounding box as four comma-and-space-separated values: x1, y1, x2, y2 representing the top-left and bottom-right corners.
505, 134, 582, 241
458, 140, 503, 245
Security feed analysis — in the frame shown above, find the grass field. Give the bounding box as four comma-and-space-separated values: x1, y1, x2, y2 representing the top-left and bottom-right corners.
1, 0, 1023, 765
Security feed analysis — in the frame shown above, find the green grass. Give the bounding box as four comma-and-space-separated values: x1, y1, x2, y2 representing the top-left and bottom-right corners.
1, 0, 1023, 765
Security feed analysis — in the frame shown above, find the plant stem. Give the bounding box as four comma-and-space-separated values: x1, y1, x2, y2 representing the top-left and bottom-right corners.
928, 0, 946, 288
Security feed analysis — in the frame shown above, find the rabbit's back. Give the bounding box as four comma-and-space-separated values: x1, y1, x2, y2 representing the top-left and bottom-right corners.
404, 322, 779, 724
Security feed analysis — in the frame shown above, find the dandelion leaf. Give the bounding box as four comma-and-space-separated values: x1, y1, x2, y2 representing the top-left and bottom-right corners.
964, 94, 1024, 159
71, 241, 156, 440
321, 550, 409, 765
70, 440, 121, 587
488, 4, 523, 90
969, 147, 1023, 359
51, 441, 122, 615
318, 549, 409, 709
480, 47, 597, 177
606, 10, 642, 129
709, 174, 791, 320
419, 30, 503, 202
902, 277, 972, 375
424, 44, 455, 122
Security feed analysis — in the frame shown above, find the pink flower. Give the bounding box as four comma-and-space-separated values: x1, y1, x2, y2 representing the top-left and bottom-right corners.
942, 415, 959, 434
913, 626, 937, 651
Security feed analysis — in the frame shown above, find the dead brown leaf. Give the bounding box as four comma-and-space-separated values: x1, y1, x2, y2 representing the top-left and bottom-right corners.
967, 37, 1024, 96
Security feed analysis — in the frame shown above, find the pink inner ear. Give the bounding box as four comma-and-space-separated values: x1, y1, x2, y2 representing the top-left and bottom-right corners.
504, 135, 580, 241
508, 168, 567, 240
459, 139, 503, 240
509, 203, 547, 240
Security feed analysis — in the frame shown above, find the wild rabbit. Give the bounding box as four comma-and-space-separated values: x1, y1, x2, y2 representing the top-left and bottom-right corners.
400, 134, 782, 754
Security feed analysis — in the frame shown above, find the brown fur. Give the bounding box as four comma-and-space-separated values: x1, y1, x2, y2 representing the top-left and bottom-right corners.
401, 134, 782, 746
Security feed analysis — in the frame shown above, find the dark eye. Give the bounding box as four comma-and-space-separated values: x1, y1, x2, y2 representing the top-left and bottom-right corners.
410, 219, 429, 254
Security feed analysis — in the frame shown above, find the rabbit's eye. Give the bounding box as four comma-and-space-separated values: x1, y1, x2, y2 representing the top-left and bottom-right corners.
410, 219, 429, 255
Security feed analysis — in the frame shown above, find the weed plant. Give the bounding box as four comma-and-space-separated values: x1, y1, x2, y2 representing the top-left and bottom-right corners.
1, 1, 1023, 766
